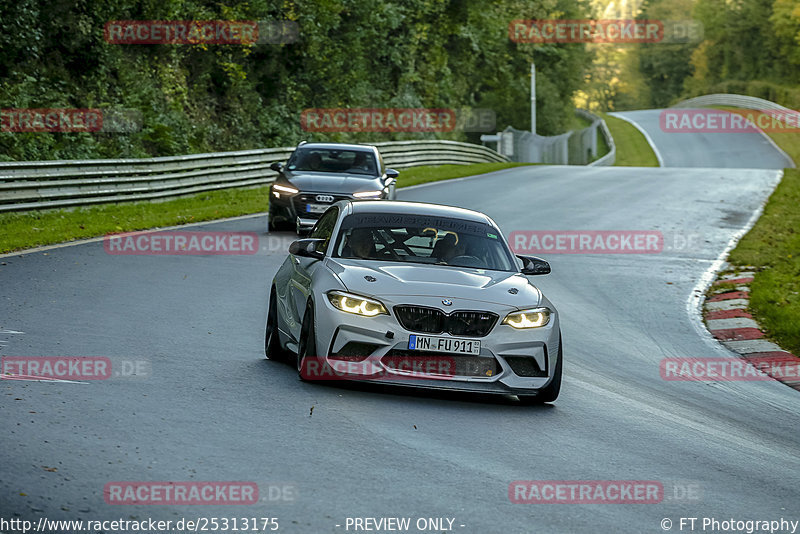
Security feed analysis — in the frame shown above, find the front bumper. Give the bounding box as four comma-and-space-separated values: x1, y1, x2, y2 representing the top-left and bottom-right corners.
307, 294, 561, 395
270, 189, 387, 232
269, 191, 354, 230
269, 191, 328, 228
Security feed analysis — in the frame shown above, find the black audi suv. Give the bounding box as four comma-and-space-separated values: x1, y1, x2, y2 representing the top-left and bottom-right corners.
268, 142, 399, 233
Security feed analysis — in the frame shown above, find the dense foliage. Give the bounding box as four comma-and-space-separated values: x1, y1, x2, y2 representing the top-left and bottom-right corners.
582, 0, 800, 111
0, 0, 593, 161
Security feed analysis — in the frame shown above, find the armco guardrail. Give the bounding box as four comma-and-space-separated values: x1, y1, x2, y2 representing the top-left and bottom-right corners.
0, 140, 507, 212
575, 109, 615, 167
589, 114, 616, 167
671, 93, 794, 113
498, 109, 615, 165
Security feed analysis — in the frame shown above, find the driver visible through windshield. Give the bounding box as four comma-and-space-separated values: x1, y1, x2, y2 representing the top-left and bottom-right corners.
334, 213, 517, 271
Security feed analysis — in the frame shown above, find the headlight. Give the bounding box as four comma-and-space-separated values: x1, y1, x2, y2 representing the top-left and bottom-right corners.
502, 307, 551, 328
273, 184, 299, 195
353, 190, 383, 198
327, 291, 388, 317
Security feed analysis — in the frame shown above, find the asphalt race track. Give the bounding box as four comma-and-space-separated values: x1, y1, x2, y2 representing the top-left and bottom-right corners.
610, 109, 795, 169
1, 124, 798, 533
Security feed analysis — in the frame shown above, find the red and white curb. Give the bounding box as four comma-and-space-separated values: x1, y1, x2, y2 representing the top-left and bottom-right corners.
704, 271, 800, 390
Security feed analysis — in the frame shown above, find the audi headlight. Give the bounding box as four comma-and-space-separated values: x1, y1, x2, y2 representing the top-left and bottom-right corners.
273, 184, 299, 195
353, 190, 383, 198
327, 291, 388, 317
502, 307, 551, 329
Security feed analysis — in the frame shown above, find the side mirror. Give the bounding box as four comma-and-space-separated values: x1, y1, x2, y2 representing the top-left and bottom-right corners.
270, 162, 284, 172
385, 168, 399, 179
517, 255, 551, 275
289, 238, 325, 260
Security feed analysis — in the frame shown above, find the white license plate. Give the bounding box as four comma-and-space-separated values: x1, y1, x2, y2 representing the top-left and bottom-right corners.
408, 335, 480, 355
306, 203, 329, 214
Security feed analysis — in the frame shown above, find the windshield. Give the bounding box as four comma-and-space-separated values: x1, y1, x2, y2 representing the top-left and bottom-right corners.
287, 148, 378, 175
333, 213, 516, 271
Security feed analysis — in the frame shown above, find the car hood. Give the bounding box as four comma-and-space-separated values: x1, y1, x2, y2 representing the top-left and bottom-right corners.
326, 259, 541, 307
286, 172, 381, 194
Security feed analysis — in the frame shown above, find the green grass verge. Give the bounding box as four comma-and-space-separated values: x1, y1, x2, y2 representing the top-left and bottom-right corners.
718, 107, 799, 355
0, 161, 533, 254
0, 187, 271, 254
724, 168, 800, 356
599, 112, 659, 167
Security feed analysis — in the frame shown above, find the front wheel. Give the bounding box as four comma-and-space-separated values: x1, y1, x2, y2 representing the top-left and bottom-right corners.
296, 301, 317, 380
265, 288, 287, 362
518, 333, 562, 405
268, 208, 290, 232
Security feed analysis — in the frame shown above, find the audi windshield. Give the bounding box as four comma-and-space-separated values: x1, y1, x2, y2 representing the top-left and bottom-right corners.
287, 148, 378, 176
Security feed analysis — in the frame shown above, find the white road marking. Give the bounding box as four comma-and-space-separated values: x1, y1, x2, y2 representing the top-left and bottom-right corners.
1, 374, 88, 384
684, 170, 782, 353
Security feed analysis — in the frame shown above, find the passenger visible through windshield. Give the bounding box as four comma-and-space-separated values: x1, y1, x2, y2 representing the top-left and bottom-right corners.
334, 214, 517, 271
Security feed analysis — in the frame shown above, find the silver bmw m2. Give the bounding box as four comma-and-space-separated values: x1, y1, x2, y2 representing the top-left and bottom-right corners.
264, 200, 562, 403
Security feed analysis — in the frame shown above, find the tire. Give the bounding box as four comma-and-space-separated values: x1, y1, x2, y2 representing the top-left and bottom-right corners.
264, 288, 287, 362
518, 333, 562, 405
296, 300, 317, 381
268, 208, 289, 232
